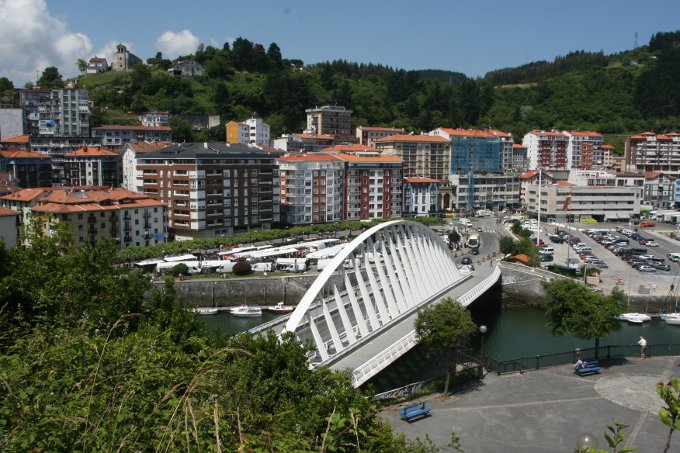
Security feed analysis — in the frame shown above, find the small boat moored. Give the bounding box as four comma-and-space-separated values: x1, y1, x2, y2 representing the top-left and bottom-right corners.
193, 307, 219, 315
266, 302, 295, 314
661, 313, 680, 325
616, 313, 652, 324
230, 305, 262, 317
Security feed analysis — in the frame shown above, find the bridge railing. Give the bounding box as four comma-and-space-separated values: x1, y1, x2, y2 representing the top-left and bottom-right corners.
352, 330, 419, 386
498, 260, 569, 281
458, 265, 501, 306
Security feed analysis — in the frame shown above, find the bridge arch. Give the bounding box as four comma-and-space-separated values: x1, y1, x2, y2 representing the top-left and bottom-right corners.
283, 220, 464, 367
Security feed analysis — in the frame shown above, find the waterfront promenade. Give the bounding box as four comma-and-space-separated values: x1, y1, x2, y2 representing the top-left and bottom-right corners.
382, 356, 680, 452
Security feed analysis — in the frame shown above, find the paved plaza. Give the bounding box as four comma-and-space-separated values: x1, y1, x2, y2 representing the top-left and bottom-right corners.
382, 356, 680, 452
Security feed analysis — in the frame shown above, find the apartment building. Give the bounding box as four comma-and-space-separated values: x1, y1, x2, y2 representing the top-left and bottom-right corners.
403, 177, 439, 216
643, 171, 675, 209
511, 144, 528, 172
336, 153, 403, 220
18, 88, 90, 137
430, 128, 514, 175
523, 130, 569, 170
136, 142, 279, 240
355, 126, 405, 147
92, 125, 172, 150
625, 132, 680, 173
122, 141, 173, 191
277, 153, 345, 224
0, 187, 166, 248
525, 182, 640, 223
374, 134, 450, 181
445, 174, 520, 212
273, 133, 335, 153
601, 145, 615, 170
62, 147, 119, 187
564, 131, 603, 170
226, 118, 270, 146
305, 105, 353, 137
0, 206, 20, 249
0, 150, 52, 187
139, 111, 170, 127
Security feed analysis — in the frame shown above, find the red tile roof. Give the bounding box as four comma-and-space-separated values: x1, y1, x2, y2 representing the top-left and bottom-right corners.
0, 150, 50, 159
358, 126, 405, 132
512, 144, 525, 149
334, 153, 403, 163
64, 147, 119, 157
0, 134, 31, 144
322, 143, 380, 153
566, 130, 603, 137
438, 128, 497, 138
527, 130, 567, 138
126, 141, 173, 153
520, 170, 540, 179
405, 177, 440, 183
511, 253, 531, 264
0, 206, 20, 216
602, 145, 615, 149
94, 125, 172, 131
0, 188, 47, 202
557, 181, 575, 186
277, 153, 341, 163
374, 134, 449, 143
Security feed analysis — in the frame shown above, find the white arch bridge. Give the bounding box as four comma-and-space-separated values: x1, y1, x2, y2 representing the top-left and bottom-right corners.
252, 220, 501, 387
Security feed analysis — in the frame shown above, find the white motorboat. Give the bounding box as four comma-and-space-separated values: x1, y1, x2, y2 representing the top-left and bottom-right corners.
661, 313, 680, 325
266, 302, 295, 314
616, 313, 652, 323
230, 305, 262, 317
193, 307, 219, 315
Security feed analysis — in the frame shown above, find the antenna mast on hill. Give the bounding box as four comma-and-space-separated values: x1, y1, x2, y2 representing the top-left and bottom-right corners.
635, 31, 638, 48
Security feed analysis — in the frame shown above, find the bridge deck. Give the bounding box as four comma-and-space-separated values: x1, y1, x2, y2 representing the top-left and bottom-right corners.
327, 263, 497, 373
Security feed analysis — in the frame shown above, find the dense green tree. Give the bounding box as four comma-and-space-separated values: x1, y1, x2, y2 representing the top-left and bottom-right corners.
414, 298, 477, 395
657, 377, 680, 453
545, 279, 626, 358
169, 116, 195, 142
267, 42, 283, 70
76, 58, 87, 74
36, 66, 63, 88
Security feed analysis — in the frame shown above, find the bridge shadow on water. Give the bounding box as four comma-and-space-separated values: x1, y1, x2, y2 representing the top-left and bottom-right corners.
363, 283, 503, 394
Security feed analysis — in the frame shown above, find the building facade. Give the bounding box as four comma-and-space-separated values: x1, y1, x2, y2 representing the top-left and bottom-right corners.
168, 60, 204, 78
86, 56, 109, 74
18, 88, 90, 137
136, 143, 279, 240
374, 134, 450, 180
526, 183, 641, 222
92, 125, 172, 150
0, 108, 23, 140
355, 126, 405, 147
226, 118, 270, 146
643, 171, 675, 209
0, 150, 52, 187
445, 174, 520, 212
564, 131, 603, 170
139, 111, 170, 127
121, 141, 173, 192
62, 147, 119, 187
273, 133, 335, 153
625, 132, 680, 173
277, 154, 345, 224
0, 206, 20, 249
403, 177, 439, 216
511, 144, 528, 172
305, 105, 353, 137
523, 130, 569, 170
430, 128, 514, 175
0, 187, 166, 248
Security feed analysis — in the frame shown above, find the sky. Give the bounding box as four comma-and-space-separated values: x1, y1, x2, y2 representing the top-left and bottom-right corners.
2, 0, 680, 86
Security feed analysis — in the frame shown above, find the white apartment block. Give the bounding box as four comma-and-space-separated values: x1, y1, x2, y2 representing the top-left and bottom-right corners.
226, 118, 270, 146
403, 177, 439, 216
121, 141, 173, 192
356, 126, 405, 147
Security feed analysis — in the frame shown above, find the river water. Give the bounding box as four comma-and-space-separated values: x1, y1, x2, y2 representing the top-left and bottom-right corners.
197, 286, 680, 391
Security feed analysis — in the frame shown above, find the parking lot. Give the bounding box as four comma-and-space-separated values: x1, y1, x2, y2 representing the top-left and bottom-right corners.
535, 222, 680, 297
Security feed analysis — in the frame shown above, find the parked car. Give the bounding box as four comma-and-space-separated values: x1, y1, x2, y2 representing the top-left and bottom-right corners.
645, 241, 659, 247
638, 265, 656, 272
639, 254, 656, 261
641, 219, 657, 227
651, 262, 671, 271
593, 260, 609, 268
668, 252, 680, 262
540, 254, 554, 262
461, 256, 472, 265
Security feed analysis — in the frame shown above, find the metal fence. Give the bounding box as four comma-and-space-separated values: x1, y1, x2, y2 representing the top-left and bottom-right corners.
483, 343, 680, 375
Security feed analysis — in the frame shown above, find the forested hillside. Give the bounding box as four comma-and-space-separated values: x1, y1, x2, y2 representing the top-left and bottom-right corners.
16, 31, 680, 148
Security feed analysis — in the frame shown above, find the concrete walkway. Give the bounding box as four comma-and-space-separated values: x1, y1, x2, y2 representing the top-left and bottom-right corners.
382, 356, 680, 452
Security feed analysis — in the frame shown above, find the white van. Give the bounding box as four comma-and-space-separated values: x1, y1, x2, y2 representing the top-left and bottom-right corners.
539, 246, 554, 255
460, 218, 472, 227
668, 252, 680, 263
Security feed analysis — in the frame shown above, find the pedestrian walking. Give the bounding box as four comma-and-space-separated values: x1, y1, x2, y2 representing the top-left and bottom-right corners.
637, 336, 647, 358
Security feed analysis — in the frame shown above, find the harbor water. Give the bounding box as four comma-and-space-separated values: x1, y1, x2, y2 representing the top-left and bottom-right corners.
196, 286, 680, 390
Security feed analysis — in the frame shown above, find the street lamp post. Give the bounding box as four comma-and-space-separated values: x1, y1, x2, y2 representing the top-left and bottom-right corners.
479, 325, 487, 360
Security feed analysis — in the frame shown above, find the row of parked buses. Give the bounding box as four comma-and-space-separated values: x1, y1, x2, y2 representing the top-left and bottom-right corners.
136, 238, 342, 275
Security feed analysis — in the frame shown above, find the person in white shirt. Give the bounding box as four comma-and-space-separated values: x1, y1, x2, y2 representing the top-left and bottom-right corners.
637, 336, 647, 358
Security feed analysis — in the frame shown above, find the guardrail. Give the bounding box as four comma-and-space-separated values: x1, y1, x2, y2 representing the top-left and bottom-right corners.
352, 330, 419, 387
498, 260, 567, 281
458, 265, 501, 306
